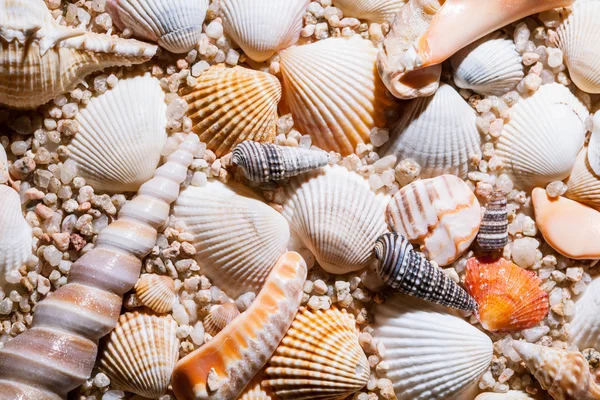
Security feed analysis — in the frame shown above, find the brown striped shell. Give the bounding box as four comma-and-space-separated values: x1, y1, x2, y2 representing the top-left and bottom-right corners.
203, 302, 241, 336
134, 274, 177, 314
476, 190, 508, 251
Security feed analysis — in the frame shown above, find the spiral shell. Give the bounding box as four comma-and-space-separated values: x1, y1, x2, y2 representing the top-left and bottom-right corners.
476, 191, 508, 251
0, 185, 32, 288
203, 302, 241, 336
134, 274, 177, 314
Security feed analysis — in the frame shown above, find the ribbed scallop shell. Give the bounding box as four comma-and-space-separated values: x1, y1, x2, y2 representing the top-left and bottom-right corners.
203, 302, 241, 336
565, 148, 600, 210
0, 185, 32, 286
263, 307, 370, 399
282, 165, 389, 274
373, 294, 493, 400
180, 65, 281, 157
450, 31, 524, 96
496, 83, 588, 190
173, 181, 290, 298
134, 274, 176, 314
333, 0, 406, 23
68, 74, 167, 193
588, 110, 600, 176
380, 83, 481, 179
280, 36, 394, 155
98, 312, 179, 398
239, 375, 273, 400
568, 276, 600, 351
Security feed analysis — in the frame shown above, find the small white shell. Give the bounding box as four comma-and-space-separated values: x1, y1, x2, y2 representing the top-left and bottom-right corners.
568, 275, 600, 351
587, 111, 600, 176
134, 274, 177, 314
203, 302, 241, 336
332, 0, 406, 23
0, 185, 32, 287
565, 148, 600, 210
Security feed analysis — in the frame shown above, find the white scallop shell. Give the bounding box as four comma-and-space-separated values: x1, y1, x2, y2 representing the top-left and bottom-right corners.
567, 275, 600, 351
380, 83, 481, 179
220, 0, 309, 62
373, 294, 493, 400
173, 181, 290, 298
496, 83, 588, 190
332, 0, 406, 23
0, 145, 8, 184
450, 31, 524, 96
0, 185, 32, 287
587, 110, 600, 176
134, 274, 177, 314
282, 165, 389, 274
69, 74, 167, 193
565, 148, 600, 210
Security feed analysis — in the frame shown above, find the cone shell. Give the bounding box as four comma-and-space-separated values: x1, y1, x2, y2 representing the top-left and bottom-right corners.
386, 174, 481, 266
496, 83, 588, 190
180, 65, 281, 157
475, 391, 538, 400
98, 312, 179, 398
373, 294, 493, 400
134, 274, 176, 314
263, 307, 370, 399
476, 191, 508, 251
568, 276, 600, 351
280, 36, 394, 155
565, 148, 600, 210
333, 0, 406, 23
465, 257, 548, 332
0, 185, 32, 287
203, 302, 241, 336
380, 83, 481, 179
282, 165, 389, 274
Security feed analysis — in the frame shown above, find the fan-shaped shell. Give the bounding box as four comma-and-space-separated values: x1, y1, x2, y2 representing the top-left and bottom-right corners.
475, 391, 538, 400
282, 165, 389, 274
565, 148, 600, 210
180, 65, 281, 157
333, 0, 406, 23
280, 36, 394, 156
263, 307, 370, 399
203, 302, 241, 336
134, 274, 176, 314
98, 312, 179, 398
588, 110, 600, 176
496, 83, 588, 190
173, 180, 290, 298
0, 145, 8, 184
380, 83, 481, 179
239, 375, 273, 400
68, 74, 167, 193
568, 276, 600, 351
0, 185, 32, 287
373, 294, 493, 400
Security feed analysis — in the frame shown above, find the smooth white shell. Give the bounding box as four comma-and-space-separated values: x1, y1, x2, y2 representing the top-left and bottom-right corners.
333, 0, 406, 23
475, 391, 537, 399
568, 275, 600, 351
0, 185, 32, 288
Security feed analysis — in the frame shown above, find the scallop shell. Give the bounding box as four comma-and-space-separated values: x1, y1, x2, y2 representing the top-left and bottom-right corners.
239, 375, 273, 400
173, 180, 290, 298
106, 0, 208, 53
496, 83, 588, 190
203, 302, 241, 336
0, 145, 8, 184
465, 257, 548, 332
98, 312, 179, 398
68, 74, 167, 193
282, 165, 389, 274
263, 307, 370, 399
373, 294, 493, 400
0, 185, 32, 287
567, 276, 600, 351
386, 174, 481, 266
380, 83, 481, 179
450, 31, 524, 96
475, 391, 538, 400
565, 148, 600, 210
588, 110, 600, 176
333, 0, 406, 23
180, 65, 281, 157
220, 0, 309, 62
134, 274, 176, 314
476, 191, 508, 251
280, 36, 394, 155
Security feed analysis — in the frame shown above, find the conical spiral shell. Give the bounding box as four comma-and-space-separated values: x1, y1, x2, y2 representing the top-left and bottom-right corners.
203, 302, 241, 336
476, 191, 508, 251
333, 0, 406, 23
568, 276, 600, 351
134, 274, 177, 314
565, 148, 600, 210
0, 185, 32, 288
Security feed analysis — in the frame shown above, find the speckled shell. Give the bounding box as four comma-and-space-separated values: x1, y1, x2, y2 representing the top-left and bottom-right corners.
568, 276, 600, 351
333, 0, 406, 23
280, 36, 394, 155
476, 191, 508, 251
203, 302, 241, 336
263, 307, 370, 400
282, 165, 389, 274
565, 148, 600, 210
373, 294, 493, 400
180, 65, 282, 157
380, 83, 481, 179
386, 174, 481, 266
134, 274, 176, 314
475, 391, 538, 400
68, 74, 167, 193
0, 185, 32, 288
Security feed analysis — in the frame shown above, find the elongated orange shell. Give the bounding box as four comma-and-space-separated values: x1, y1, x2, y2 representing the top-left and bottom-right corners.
465, 257, 548, 332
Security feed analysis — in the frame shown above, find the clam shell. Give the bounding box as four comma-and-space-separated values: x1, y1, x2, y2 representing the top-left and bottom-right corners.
98, 312, 179, 398
0, 185, 32, 287
333, 0, 406, 23
380, 83, 481, 179
239, 375, 273, 400
282, 165, 389, 274
263, 307, 370, 399
203, 302, 241, 336
568, 276, 600, 351
0, 145, 8, 184
496, 83, 588, 190
475, 391, 538, 399
134, 274, 176, 314
565, 148, 600, 210
68, 74, 167, 193
180, 65, 281, 157
386, 174, 481, 266
280, 36, 394, 155
476, 191, 508, 251
373, 294, 493, 400
588, 110, 600, 176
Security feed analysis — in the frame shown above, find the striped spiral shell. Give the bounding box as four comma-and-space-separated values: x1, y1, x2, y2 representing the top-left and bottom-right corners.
476, 191, 508, 251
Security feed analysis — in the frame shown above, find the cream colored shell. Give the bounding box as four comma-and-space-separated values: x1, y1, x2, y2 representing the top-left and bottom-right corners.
568, 276, 600, 351
565, 148, 600, 210
333, 0, 406, 23
203, 302, 241, 336
0, 185, 32, 288
475, 391, 538, 399
134, 274, 177, 314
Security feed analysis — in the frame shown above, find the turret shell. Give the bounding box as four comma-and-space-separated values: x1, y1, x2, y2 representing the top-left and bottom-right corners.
476, 191, 508, 251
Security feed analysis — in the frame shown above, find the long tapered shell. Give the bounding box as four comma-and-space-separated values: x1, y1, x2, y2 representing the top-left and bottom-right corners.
280, 36, 394, 156
565, 148, 600, 210
496, 83, 588, 190
380, 83, 481, 179
134, 274, 176, 314
0, 185, 32, 287
203, 302, 241, 336
282, 165, 389, 274
180, 65, 281, 157
373, 294, 493, 400
333, 0, 406, 23
263, 307, 370, 399
476, 191, 508, 251
567, 276, 600, 351
68, 74, 167, 193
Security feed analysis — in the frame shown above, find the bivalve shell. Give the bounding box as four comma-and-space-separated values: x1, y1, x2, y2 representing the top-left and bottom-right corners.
0, 145, 8, 184
475, 391, 538, 399
567, 276, 600, 351
134, 274, 176, 314
203, 302, 241, 337
239, 375, 273, 400
565, 148, 600, 210
0, 185, 32, 288
332, 0, 406, 23
587, 110, 600, 176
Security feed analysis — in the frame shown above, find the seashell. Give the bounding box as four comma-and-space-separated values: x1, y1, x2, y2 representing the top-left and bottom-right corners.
450, 31, 524, 96
280, 36, 394, 156
380, 83, 481, 179
203, 302, 241, 337
172, 252, 307, 400
333, 0, 406, 23
513, 341, 600, 400
496, 83, 588, 190
588, 111, 600, 176
68, 74, 167, 193
134, 274, 176, 314
373, 294, 493, 400
239, 375, 273, 400
565, 148, 600, 210
0, 185, 32, 288
232, 141, 329, 183
464, 257, 548, 332
220, 0, 309, 62
386, 174, 481, 266
173, 180, 290, 298
106, 0, 208, 53
0, 145, 8, 184
263, 307, 370, 399
180, 65, 281, 157
476, 191, 508, 251
282, 165, 389, 274
475, 391, 539, 400
567, 276, 600, 351
375, 233, 477, 312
